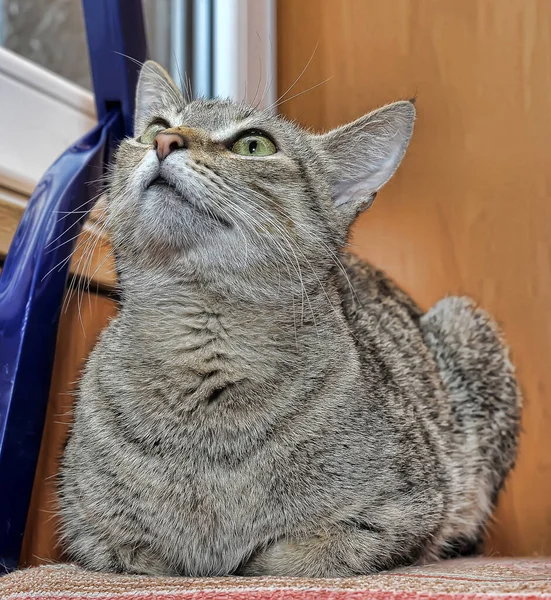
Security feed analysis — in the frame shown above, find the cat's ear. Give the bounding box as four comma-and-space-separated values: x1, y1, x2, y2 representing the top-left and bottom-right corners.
134, 61, 183, 130
313, 101, 415, 224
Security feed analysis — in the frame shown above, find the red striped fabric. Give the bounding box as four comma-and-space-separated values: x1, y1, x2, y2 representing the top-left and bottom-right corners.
1, 558, 551, 600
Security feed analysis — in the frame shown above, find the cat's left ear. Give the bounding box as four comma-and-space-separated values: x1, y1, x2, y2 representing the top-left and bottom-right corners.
134, 60, 183, 133
313, 100, 415, 224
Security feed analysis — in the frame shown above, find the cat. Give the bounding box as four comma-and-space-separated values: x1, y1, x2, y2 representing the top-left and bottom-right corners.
58, 60, 521, 577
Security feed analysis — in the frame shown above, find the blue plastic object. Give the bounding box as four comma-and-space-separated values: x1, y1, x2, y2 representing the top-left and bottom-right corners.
0, 111, 121, 572
82, 0, 147, 137
0, 0, 147, 572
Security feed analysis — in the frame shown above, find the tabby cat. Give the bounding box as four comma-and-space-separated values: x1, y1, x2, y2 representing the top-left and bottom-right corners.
58, 61, 520, 577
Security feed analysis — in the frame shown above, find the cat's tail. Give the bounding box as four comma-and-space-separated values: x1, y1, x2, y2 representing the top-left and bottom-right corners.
419, 297, 521, 540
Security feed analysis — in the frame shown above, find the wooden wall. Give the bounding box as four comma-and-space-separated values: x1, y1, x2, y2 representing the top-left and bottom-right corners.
19, 290, 118, 567
0, 190, 118, 567
277, 0, 551, 555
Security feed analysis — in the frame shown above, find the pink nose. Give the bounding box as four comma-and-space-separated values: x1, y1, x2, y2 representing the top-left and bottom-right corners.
154, 132, 187, 160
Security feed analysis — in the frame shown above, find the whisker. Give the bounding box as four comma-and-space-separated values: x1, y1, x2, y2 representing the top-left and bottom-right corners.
271, 42, 319, 108
112, 51, 146, 69
256, 30, 277, 110
272, 77, 333, 111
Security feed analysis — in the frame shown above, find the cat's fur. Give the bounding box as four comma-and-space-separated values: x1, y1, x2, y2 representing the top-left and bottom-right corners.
58, 61, 521, 577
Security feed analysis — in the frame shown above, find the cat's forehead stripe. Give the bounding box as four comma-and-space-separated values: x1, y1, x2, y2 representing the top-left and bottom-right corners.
211, 118, 267, 142
165, 101, 262, 135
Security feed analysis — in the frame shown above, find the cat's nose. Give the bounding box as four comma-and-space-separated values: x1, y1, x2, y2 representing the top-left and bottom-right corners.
154, 132, 187, 160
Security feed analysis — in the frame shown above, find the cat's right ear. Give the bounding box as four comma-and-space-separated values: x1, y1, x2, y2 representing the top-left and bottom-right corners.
312, 101, 415, 228
134, 61, 183, 132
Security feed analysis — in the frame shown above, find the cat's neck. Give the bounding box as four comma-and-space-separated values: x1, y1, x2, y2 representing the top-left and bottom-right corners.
109, 265, 360, 448
119, 263, 330, 329
117, 264, 350, 373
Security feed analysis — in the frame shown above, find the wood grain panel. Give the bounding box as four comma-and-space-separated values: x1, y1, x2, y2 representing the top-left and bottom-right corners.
19, 291, 119, 567
278, 0, 551, 555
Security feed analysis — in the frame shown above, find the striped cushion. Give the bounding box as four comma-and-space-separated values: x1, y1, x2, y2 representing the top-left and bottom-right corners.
1, 558, 551, 600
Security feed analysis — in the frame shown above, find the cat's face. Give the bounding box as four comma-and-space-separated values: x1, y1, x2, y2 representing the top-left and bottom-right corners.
108, 61, 415, 284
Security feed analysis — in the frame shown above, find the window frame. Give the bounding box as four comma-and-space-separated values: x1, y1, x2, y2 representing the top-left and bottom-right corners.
0, 48, 96, 197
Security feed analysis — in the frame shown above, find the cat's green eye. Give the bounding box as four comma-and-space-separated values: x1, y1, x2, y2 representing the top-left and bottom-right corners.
139, 122, 166, 145
231, 133, 276, 157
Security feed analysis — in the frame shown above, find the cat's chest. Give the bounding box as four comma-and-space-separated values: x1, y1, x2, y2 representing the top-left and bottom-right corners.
119, 448, 285, 573
138, 310, 267, 390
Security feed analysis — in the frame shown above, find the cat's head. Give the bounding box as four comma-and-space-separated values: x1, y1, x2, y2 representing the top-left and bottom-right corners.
108, 61, 414, 287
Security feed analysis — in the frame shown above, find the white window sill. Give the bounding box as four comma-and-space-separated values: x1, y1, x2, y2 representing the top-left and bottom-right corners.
0, 48, 96, 197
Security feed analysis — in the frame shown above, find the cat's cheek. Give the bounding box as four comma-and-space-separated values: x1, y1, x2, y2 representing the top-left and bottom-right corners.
136, 151, 162, 189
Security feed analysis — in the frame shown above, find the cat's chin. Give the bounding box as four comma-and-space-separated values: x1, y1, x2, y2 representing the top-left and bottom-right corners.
144, 183, 232, 229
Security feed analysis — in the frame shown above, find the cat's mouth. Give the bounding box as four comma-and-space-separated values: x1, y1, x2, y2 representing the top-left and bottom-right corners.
149, 175, 173, 189
147, 175, 232, 229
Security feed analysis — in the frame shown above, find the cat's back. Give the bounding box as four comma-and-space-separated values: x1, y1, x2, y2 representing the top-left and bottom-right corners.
338, 252, 423, 325
336, 252, 452, 430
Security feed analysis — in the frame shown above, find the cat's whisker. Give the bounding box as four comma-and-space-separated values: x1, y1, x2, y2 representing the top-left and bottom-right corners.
250, 54, 264, 108
71, 200, 123, 325
228, 187, 316, 336
240, 183, 347, 327
46, 198, 102, 247
270, 42, 319, 109
256, 31, 277, 110
45, 222, 91, 253
218, 197, 303, 332
55, 209, 90, 216
112, 51, 146, 69
62, 206, 116, 321
41, 217, 106, 285
195, 167, 307, 317
41, 253, 76, 284
170, 49, 190, 103
51, 188, 105, 230
244, 190, 339, 342
271, 76, 333, 112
